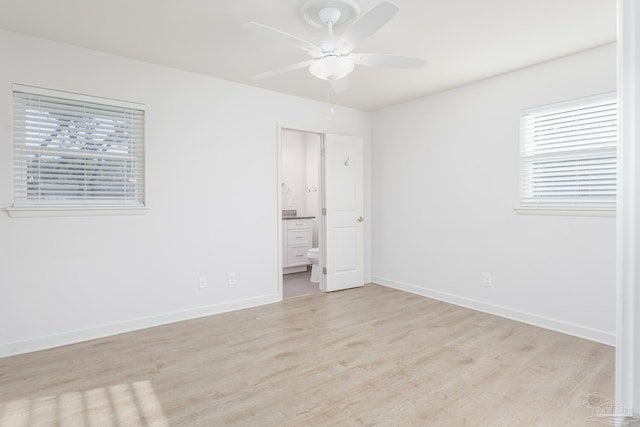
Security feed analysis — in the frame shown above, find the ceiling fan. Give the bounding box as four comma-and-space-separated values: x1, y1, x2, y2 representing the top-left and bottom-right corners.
242, 0, 426, 93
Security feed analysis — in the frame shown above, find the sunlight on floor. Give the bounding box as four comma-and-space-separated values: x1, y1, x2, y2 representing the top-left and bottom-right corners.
0, 380, 168, 427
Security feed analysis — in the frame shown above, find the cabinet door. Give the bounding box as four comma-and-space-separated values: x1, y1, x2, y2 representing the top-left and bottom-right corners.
287, 219, 311, 230
288, 229, 311, 246
287, 245, 310, 266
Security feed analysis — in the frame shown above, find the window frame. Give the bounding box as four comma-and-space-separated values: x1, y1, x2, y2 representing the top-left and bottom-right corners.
7, 84, 147, 218
515, 92, 617, 217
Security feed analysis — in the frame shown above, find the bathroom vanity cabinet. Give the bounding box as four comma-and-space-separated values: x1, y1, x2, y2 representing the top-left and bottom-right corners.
282, 218, 312, 274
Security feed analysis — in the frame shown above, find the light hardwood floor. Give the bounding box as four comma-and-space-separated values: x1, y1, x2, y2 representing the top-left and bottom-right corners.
0, 284, 613, 426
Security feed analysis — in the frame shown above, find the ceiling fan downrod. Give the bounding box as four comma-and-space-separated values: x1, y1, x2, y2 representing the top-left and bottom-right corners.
318, 7, 342, 37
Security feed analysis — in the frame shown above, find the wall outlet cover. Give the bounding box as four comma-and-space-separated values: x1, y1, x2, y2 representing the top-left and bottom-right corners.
483, 273, 493, 287
198, 275, 208, 289
228, 272, 237, 286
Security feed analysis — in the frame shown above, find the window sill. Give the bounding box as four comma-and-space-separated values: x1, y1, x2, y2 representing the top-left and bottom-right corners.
514, 206, 615, 217
5, 206, 149, 218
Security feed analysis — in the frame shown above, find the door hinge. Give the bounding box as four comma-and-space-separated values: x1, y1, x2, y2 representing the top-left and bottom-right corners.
321, 208, 326, 216
322, 267, 327, 275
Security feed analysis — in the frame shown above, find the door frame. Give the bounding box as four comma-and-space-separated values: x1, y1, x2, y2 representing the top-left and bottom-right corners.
616, 0, 640, 415
277, 124, 327, 299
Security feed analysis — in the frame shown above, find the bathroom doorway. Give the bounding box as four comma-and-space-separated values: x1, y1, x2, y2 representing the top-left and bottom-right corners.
280, 128, 323, 299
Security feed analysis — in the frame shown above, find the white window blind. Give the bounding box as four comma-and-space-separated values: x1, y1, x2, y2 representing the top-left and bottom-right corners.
13, 85, 145, 207
519, 93, 617, 211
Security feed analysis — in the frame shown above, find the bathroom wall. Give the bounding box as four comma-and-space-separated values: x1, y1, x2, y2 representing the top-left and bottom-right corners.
281, 130, 308, 215
305, 133, 321, 247
281, 130, 321, 247
0, 29, 373, 357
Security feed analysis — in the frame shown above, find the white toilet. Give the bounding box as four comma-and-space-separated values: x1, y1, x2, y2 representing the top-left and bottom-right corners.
307, 247, 320, 283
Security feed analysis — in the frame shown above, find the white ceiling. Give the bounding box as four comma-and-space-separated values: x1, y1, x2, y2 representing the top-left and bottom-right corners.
0, 0, 616, 111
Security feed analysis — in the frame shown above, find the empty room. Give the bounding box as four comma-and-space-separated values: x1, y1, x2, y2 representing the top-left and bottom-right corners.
1, 0, 639, 426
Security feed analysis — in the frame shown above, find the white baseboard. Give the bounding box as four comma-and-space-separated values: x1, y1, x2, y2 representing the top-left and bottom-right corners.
372, 276, 615, 346
0, 294, 281, 358
2, 281, 615, 358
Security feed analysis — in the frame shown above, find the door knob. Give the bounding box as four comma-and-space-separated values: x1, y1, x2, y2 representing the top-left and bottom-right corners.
357, 216, 364, 222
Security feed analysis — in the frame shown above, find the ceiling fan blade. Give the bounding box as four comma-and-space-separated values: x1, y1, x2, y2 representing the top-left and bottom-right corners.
329, 76, 349, 94
242, 22, 322, 57
251, 60, 315, 79
352, 53, 426, 69
340, 1, 399, 51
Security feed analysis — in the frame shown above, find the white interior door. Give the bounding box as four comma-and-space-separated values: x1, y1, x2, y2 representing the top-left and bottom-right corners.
323, 133, 365, 292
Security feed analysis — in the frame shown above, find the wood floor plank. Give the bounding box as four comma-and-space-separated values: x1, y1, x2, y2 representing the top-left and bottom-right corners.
0, 284, 613, 426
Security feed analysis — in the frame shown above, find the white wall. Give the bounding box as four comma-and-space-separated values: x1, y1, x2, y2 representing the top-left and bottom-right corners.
305, 133, 321, 247
0, 29, 372, 356
281, 130, 308, 214
372, 44, 617, 344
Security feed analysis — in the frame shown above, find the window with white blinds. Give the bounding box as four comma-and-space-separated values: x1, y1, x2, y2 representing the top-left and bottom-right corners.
519, 92, 617, 211
12, 85, 145, 208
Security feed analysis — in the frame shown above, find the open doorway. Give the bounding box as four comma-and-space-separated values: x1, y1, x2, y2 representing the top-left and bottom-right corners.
278, 128, 365, 299
281, 129, 323, 299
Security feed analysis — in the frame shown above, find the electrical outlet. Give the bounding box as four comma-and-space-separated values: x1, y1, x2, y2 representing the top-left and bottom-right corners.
228, 272, 237, 286
198, 275, 208, 289
483, 273, 493, 287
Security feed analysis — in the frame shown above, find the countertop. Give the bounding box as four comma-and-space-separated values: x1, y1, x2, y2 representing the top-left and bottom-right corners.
282, 216, 315, 220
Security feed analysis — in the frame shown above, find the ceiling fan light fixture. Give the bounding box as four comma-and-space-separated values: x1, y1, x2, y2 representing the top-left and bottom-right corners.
309, 56, 354, 80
